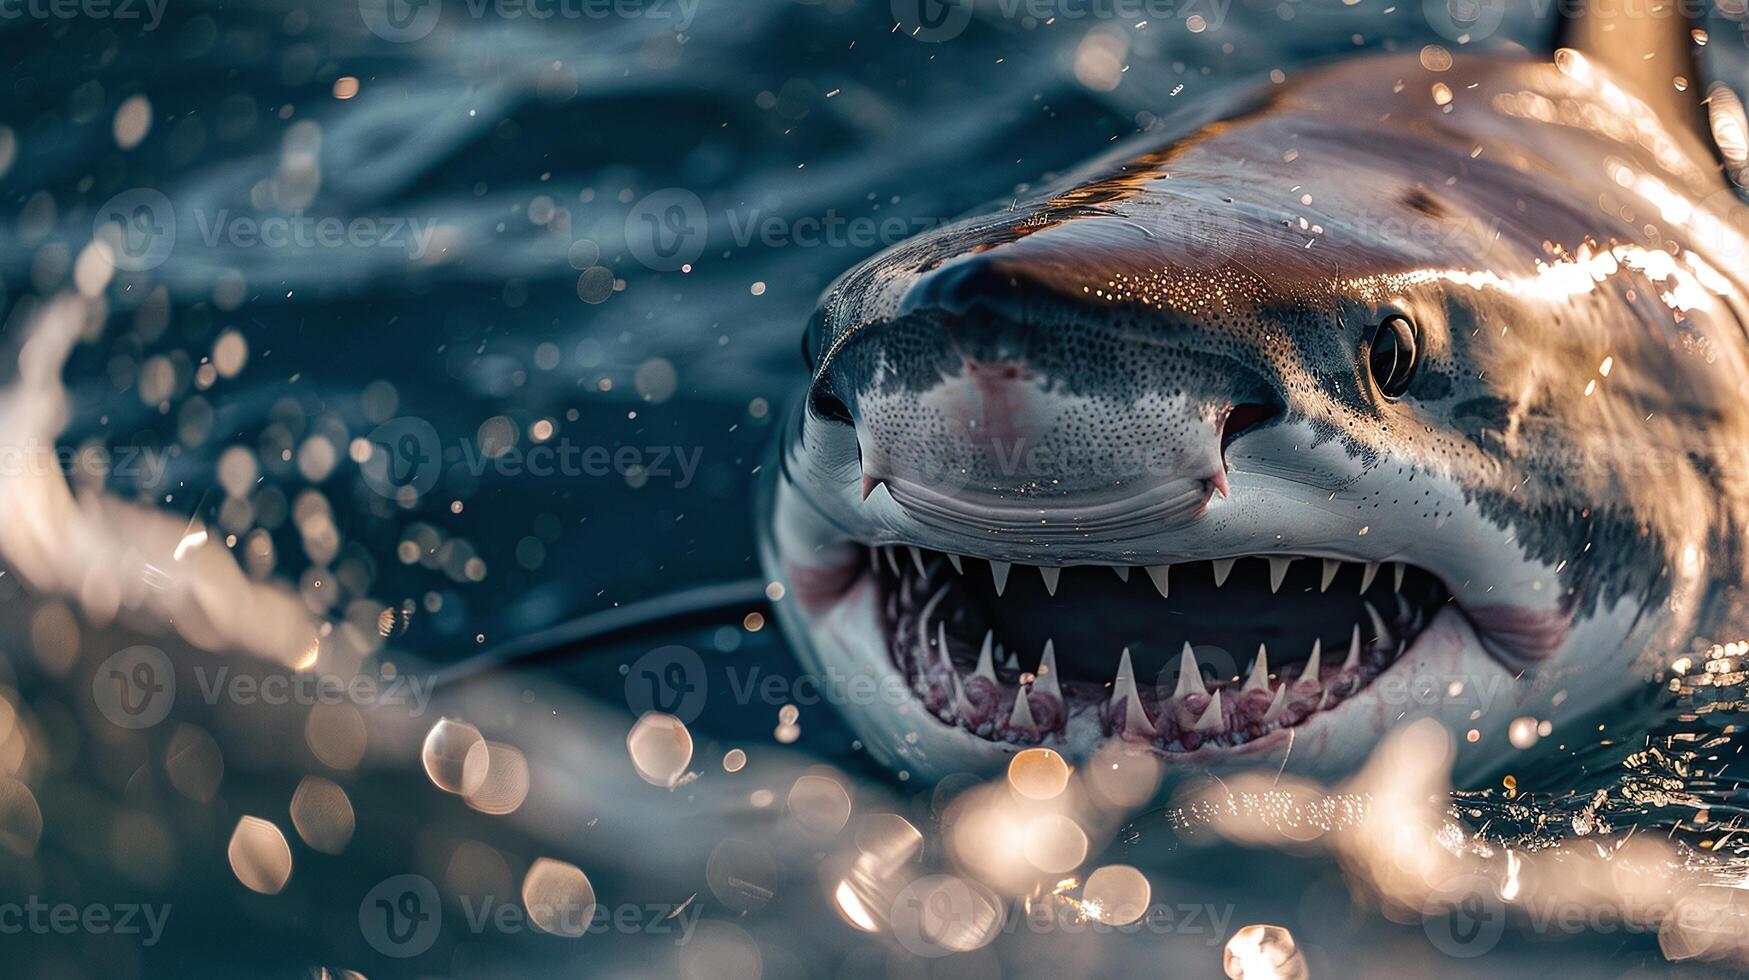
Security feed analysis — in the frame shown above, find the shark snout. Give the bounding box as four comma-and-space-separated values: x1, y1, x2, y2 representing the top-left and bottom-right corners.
811, 253, 1285, 536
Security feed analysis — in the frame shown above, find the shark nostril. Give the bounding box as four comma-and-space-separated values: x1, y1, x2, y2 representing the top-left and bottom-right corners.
811, 389, 855, 426
1221, 401, 1281, 454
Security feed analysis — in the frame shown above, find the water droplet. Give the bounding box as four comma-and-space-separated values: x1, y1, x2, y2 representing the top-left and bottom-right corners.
627, 712, 692, 788
1223, 923, 1308, 979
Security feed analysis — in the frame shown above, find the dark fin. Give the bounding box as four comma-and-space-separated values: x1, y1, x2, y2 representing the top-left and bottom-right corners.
1555, 0, 1707, 150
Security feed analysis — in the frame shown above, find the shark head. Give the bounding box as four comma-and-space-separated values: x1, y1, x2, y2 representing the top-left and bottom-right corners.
759, 51, 1749, 786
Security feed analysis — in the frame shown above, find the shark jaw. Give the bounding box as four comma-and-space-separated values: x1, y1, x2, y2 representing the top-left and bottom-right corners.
867, 546, 1450, 752
759, 411, 1678, 785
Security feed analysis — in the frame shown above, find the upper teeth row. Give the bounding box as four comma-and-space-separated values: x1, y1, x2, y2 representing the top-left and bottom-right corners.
883, 546, 1407, 597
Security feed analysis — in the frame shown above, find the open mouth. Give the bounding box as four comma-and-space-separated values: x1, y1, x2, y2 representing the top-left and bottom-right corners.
869, 545, 1454, 752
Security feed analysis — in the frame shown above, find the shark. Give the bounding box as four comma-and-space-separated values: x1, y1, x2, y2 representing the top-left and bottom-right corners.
758, 8, 1749, 786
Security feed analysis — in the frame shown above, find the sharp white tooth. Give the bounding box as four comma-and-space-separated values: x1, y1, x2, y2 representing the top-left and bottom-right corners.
1343, 624, 1362, 671
947, 553, 964, 574
909, 546, 928, 577
1363, 600, 1389, 643
1320, 558, 1341, 592
1145, 565, 1171, 598
1194, 692, 1224, 732
1002, 648, 1020, 671
1211, 558, 1236, 587
1394, 591, 1412, 623
1112, 566, 1130, 582
990, 560, 1011, 596
1111, 647, 1137, 704
975, 630, 997, 684
952, 671, 973, 718
864, 481, 896, 508
1035, 640, 1061, 701
1244, 644, 1270, 691
918, 586, 950, 668
1262, 682, 1290, 724
1039, 565, 1060, 596
1173, 643, 1208, 698
1111, 648, 1154, 734
1359, 561, 1379, 593
1392, 561, 1406, 592
1267, 557, 1293, 593
884, 546, 902, 576
1008, 687, 1037, 732
1299, 639, 1322, 682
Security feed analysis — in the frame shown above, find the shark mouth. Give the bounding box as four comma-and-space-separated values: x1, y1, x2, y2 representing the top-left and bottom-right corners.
870, 545, 1454, 751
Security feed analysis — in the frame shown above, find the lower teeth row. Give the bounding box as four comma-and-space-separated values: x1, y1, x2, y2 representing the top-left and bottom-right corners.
903, 596, 1407, 749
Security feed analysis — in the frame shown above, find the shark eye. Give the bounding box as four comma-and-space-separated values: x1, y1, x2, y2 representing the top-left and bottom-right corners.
1367, 315, 1419, 399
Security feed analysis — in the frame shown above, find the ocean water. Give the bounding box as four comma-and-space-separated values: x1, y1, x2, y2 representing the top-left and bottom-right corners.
2, 0, 1749, 976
